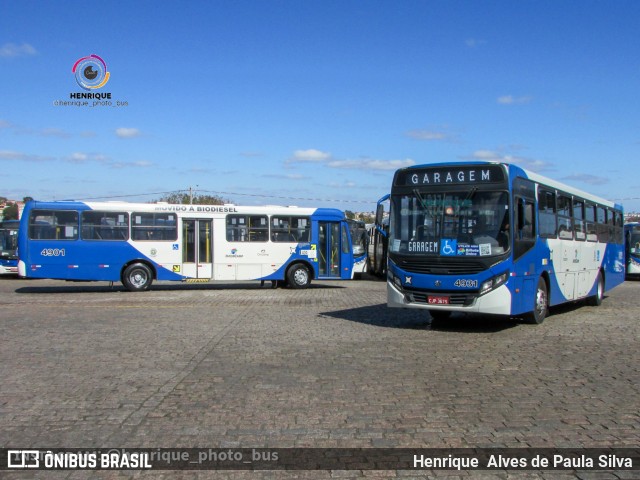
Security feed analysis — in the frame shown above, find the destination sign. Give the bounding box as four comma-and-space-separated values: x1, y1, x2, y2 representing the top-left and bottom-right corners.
395, 165, 505, 186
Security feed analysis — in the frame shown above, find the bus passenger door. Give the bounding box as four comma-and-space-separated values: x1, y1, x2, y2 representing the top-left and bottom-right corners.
182, 219, 213, 279
317, 221, 353, 279
318, 221, 341, 278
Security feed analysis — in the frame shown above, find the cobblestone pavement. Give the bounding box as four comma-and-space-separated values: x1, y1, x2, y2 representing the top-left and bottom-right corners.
1, 276, 639, 479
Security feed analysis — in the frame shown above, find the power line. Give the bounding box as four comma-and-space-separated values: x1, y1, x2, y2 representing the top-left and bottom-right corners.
71, 190, 182, 201
197, 189, 374, 205
72, 189, 377, 206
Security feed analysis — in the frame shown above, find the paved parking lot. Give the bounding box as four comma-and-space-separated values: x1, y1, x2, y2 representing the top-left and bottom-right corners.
1, 276, 639, 479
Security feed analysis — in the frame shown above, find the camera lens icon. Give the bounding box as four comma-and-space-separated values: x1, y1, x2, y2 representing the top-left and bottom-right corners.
72, 54, 110, 90
83, 65, 98, 80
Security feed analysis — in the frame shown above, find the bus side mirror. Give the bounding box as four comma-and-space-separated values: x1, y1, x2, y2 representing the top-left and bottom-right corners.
376, 203, 385, 225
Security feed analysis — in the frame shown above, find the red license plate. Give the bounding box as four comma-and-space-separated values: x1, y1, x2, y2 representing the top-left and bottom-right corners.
428, 295, 450, 305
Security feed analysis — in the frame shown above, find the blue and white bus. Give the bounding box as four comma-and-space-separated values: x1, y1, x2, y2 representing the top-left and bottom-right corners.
386, 162, 625, 323
18, 201, 359, 291
347, 218, 368, 277
624, 222, 640, 279
0, 219, 20, 275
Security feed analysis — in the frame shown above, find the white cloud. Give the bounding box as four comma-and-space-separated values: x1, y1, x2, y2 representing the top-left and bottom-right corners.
40, 127, 72, 139
0, 120, 78, 138
286, 148, 414, 172
406, 130, 448, 141
329, 181, 357, 188
65, 152, 111, 164
0, 150, 52, 162
406, 127, 460, 142
0, 42, 37, 58
328, 158, 416, 171
465, 38, 487, 48
262, 173, 306, 180
110, 160, 153, 169
497, 95, 533, 105
288, 149, 332, 163
561, 174, 609, 186
115, 127, 142, 138
68, 152, 88, 163
465, 149, 551, 172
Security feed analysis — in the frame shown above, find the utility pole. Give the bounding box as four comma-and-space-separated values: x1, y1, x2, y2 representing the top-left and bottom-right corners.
188, 185, 199, 204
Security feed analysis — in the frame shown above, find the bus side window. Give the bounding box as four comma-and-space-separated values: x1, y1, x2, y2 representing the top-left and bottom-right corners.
606, 209, 616, 243
573, 199, 585, 241
596, 206, 608, 242
514, 198, 535, 259
585, 204, 597, 242
29, 210, 78, 240
615, 212, 624, 244
557, 194, 573, 240
538, 188, 557, 238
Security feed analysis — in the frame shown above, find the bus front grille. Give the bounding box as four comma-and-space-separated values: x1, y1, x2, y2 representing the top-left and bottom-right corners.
397, 259, 486, 275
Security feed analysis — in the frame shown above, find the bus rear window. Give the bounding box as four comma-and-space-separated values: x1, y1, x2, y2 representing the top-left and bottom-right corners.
29, 210, 78, 240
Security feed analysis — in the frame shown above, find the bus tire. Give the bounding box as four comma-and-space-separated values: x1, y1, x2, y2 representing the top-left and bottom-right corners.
122, 263, 153, 292
525, 276, 548, 324
287, 264, 311, 289
588, 271, 604, 306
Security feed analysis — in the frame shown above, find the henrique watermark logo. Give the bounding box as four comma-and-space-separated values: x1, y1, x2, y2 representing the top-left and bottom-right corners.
53, 53, 128, 108
72, 54, 110, 90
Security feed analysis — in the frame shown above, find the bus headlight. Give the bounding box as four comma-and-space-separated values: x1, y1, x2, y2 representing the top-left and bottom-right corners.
479, 272, 508, 296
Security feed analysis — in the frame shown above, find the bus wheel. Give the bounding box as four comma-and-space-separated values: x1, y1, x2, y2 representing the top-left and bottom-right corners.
588, 272, 604, 306
122, 263, 153, 292
525, 277, 548, 324
287, 264, 310, 289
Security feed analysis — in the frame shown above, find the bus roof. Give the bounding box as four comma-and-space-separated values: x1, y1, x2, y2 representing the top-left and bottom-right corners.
21, 201, 346, 219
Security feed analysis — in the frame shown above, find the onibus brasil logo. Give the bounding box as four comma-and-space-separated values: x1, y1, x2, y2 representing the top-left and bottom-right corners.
72, 54, 110, 90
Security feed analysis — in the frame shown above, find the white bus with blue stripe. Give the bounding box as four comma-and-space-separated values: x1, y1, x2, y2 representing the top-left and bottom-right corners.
386, 162, 625, 324
18, 201, 359, 291
625, 222, 640, 278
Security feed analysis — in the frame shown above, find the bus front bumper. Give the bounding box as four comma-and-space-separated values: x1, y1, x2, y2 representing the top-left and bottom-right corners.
387, 281, 512, 316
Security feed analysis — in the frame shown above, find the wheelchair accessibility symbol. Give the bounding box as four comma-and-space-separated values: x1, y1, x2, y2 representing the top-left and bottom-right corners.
440, 239, 457, 256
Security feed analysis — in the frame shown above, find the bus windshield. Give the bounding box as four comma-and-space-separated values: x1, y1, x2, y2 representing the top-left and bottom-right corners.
347, 219, 367, 256
388, 190, 510, 257
0, 225, 19, 259
629, 225, 640, 254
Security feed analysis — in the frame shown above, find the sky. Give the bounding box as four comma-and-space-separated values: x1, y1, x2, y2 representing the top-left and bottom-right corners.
1, 0, 640, 212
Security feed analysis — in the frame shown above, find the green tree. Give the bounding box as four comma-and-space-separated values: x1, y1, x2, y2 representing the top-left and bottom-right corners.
358, 213, 375, 224
345, 210, 356, 219
157, 192, 229, 205
2, 203, 18, 220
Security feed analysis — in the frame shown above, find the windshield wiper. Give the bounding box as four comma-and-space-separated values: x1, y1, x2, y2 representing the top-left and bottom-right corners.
413, 188, 428, 210
462, 186, 478, 205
